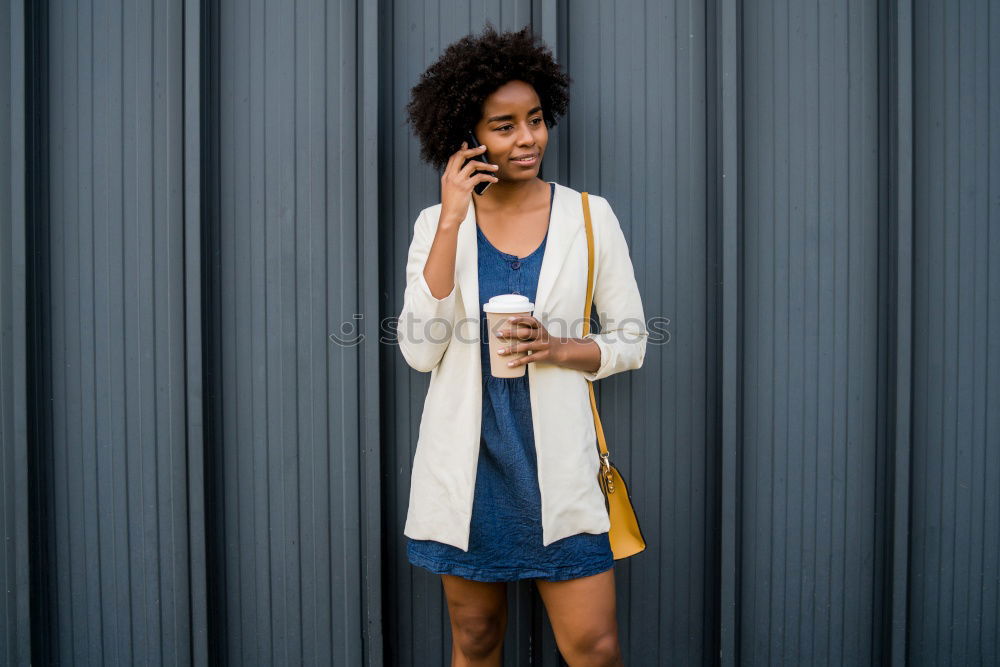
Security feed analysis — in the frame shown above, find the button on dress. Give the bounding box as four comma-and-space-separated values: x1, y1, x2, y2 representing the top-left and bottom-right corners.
407, 182, 614, 582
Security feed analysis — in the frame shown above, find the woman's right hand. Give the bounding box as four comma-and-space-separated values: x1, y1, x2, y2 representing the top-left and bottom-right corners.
439, 141, 499, 227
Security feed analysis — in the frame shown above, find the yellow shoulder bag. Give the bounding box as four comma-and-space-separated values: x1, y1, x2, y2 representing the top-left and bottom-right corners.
581, 191, 647, 560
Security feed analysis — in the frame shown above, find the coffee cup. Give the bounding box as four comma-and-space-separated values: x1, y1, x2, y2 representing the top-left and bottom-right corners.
483, 294, 534, 378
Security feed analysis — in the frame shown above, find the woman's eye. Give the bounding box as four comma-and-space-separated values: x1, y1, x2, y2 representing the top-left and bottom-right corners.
496, 118, 543, 132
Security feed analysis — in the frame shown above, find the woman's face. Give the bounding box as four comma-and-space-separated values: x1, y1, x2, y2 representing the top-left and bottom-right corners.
473, 80, 548, 185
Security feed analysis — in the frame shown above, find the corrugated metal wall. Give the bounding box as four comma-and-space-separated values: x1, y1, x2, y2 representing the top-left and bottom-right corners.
910, 0, 1000, 662
204, 0, 381, 664
740, 0, 885, 663
1, 0, 998, 665
10, 1, 208, 664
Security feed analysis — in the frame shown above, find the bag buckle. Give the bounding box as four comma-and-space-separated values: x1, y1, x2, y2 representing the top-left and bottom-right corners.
599, 452, 616, 494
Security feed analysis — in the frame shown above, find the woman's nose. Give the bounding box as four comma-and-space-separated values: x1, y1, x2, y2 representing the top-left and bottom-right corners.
516, 122, 535, 145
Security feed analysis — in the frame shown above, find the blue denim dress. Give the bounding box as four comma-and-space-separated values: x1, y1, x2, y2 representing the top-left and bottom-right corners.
407, 182, 614, 582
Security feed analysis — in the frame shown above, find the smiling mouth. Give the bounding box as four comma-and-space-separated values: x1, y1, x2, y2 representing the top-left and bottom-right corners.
510, 154, 539, 164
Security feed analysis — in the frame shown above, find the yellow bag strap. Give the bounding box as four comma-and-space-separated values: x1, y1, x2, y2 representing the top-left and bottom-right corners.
581, 192, 610, 459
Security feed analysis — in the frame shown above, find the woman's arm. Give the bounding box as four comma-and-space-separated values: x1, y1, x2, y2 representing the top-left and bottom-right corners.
552, 336, 601, 374
566, 195, 649, 382
422, 211, 463, 299
396, 207, 461, 372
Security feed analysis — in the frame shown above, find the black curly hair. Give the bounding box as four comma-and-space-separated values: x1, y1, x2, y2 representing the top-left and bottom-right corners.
405, 23, 572, 171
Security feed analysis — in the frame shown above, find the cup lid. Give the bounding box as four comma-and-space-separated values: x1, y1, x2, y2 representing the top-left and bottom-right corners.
483, 294, 534, 314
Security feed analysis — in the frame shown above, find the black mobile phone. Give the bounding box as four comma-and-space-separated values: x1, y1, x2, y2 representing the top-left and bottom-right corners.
465, 130, 493, 196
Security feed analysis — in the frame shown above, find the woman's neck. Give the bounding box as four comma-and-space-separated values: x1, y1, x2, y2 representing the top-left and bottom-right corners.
473, 177, 549, 215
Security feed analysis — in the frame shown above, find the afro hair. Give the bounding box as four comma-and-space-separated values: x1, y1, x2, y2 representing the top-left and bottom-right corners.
405, 23, 572, 172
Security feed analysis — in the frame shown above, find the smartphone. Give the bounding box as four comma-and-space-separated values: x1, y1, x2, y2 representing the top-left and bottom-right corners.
465, 130, 494, 196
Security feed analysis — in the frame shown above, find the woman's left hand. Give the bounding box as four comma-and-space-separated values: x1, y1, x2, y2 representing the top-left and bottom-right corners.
495, 316, 562, 368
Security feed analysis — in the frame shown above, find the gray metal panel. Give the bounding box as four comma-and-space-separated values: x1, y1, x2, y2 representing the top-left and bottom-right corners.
28, 0, 196, 664
741, 0, 883, 664
910, 0, 1000, 663
207, 0, 375, 663
1, 1, 30, 665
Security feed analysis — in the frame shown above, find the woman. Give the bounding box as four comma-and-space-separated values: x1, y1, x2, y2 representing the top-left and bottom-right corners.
398, 24, 648, 667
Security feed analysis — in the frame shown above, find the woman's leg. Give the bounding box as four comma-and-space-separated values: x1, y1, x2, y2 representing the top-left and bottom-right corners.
440, 574, 508, 667
534, 568, 623, 667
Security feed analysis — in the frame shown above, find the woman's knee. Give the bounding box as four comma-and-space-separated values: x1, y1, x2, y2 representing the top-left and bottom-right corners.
440, 575, 507, 659
565, 629, 621, 665
590, 631, 622, 664
451, 612, 506, 659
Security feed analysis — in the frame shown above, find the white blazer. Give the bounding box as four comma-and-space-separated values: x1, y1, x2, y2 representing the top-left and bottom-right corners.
397, 181, 649, 551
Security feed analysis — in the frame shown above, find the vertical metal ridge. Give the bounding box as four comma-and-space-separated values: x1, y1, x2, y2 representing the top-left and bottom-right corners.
2, 0, 31, 664
891, 0, 912, 664
183, 0, 208, 663
359, 0, 385, 662
718, 0, 743, 663
25, 1, 51, 661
